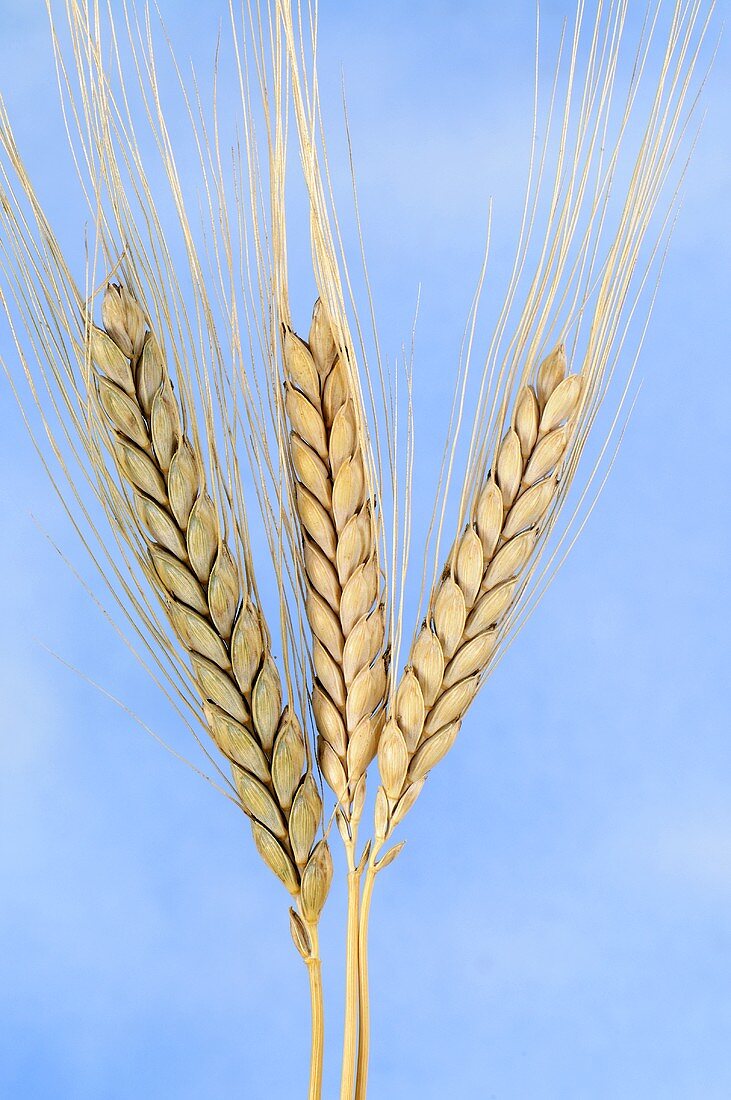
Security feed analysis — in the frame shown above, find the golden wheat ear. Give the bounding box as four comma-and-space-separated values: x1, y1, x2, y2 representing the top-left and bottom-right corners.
375, 344, 581, 842
282, 299, 389, 827
88, 282, 331, 918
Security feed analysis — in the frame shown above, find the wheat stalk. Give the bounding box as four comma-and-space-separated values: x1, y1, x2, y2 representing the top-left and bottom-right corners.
351, 343, 583, 1097
89, 282, 331, 1096
282, 299, 388, 1098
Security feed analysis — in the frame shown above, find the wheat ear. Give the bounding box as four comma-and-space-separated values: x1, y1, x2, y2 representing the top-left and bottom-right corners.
374, 342, 580, 842
88, 284, 331, 922
282, 300, 389, 823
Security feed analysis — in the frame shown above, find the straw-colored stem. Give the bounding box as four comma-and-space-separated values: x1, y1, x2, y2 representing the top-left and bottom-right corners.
340, 839, 362, 1100
305, 922, 325, 1100
354, 843, 382, 1100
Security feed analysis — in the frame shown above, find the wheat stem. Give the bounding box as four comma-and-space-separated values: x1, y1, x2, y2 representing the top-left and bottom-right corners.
340, 842, 362, 1100
304, 921, 325, 1100
354, 843, 381, 1100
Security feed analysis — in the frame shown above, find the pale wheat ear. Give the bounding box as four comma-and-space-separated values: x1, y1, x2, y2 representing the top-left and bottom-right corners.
375, 341, 581, 844
87, 283, 330, 908
280, 307, 388, 820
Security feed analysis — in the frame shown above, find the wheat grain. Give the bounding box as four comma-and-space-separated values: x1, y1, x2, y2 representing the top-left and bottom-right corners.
90, 284, 329, 911
283, 301, 388, 823
375, 344, 582, 842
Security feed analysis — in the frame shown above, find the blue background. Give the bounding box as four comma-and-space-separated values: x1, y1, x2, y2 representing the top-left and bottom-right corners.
1, 2, 729, 1097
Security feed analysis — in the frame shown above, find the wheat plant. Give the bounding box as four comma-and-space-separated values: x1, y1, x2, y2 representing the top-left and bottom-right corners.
0, 0, 712, 1096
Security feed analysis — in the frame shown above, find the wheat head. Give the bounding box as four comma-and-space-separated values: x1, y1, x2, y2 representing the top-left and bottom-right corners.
375, 344, 582, 842
89, 283, 331, 921
282, 300, 388, 826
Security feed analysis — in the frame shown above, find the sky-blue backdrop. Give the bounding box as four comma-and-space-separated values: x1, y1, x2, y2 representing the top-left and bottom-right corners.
1, 2, 729, 1098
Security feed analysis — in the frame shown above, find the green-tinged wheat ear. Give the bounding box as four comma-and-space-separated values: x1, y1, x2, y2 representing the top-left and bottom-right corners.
375, 344, 583, 842
88, 283, 328, 911
282, 300, 389, 826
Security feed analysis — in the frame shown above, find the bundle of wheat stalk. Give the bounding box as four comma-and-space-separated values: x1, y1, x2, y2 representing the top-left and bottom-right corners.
0, 0, 711, 1096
